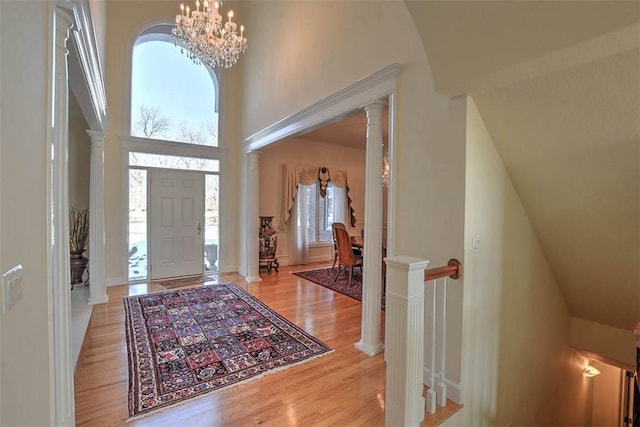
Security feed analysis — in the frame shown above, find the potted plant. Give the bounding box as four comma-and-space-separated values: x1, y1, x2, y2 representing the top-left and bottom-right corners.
69, 207, 89, 287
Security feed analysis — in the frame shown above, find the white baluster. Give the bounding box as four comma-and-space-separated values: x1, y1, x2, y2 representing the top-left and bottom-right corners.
436, 277, 447, 407
426, 279, 437, 414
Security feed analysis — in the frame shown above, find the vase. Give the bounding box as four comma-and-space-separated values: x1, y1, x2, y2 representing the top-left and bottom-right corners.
70, 251, 88, 287
258, 216, 277, 260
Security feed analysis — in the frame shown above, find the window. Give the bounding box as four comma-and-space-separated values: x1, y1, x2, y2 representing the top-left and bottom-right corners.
130, 38, 218, 146
126, 26, 224, 282
304, 183, 341, 244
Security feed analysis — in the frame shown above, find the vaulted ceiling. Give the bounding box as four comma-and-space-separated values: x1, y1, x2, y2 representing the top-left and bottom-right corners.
405, 0, 640, 330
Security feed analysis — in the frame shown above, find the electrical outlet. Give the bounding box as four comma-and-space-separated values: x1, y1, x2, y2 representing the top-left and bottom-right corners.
2, 265, 23, 314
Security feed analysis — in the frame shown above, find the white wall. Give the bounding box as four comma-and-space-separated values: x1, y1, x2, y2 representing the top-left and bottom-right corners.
571, 317, 636, 369
0, 1, 53, 425
238, 0, 467, 384
103, 0, 242, 282
453, 97, 593, 426
259, 138, 366, 266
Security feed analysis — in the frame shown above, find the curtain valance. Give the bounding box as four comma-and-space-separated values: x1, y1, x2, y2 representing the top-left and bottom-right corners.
282, 164, 356, 227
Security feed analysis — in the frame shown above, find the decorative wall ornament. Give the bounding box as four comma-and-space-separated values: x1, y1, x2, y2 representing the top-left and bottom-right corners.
258, 216, 279, 273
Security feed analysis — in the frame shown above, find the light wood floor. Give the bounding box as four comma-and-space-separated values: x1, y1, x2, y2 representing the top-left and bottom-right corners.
74, 262, 460, 426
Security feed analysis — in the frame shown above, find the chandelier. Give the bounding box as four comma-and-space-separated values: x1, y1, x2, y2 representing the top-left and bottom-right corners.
172, 0, 247, 69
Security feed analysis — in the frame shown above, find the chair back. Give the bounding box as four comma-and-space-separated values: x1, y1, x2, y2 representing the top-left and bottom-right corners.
331, 222, 347, 249
334, 226, 358, 265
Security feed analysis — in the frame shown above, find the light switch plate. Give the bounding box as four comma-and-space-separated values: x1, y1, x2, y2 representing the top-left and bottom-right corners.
2, 265, 23, 314
472, 237, 481, 253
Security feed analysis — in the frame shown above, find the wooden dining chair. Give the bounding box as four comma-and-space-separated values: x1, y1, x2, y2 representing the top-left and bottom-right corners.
331, 222, 347, 270
333, 226, 363, 286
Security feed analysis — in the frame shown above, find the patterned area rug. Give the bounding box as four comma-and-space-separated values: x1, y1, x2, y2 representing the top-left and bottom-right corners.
154, 274, 217, 289
124, 283, 333, 419
292, 267, 385, 310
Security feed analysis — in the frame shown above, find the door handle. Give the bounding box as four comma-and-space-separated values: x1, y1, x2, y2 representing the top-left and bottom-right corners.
197, 222, 202, 235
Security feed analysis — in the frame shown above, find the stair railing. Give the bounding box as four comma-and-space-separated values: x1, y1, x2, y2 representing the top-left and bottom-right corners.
384, 256, 463, 427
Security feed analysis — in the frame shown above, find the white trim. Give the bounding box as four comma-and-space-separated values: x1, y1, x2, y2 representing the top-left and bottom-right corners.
67, 0, 108, 131
308, 254, 332, 264
423, 367, 463, 405
49, 3, 75, 425
243, 64, 401, 152
240, 63, 401, 300
217, 264, 238, 274
121, 135, 228, 160
106, 276, 129, 287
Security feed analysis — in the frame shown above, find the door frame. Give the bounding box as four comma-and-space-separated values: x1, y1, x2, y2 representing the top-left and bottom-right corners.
147, 168, 205, 280
121, 137, 227, 283
241, 63, 400, 276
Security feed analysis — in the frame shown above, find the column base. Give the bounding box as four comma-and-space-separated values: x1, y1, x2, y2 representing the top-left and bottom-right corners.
245, 275, 262, 283
355, 340, 384, 356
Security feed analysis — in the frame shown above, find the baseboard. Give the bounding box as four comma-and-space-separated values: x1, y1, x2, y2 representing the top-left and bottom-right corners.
106, 276, 128, 287
423, 367, 463, 405
218, 265, 238, 274
309, 254, 332, 264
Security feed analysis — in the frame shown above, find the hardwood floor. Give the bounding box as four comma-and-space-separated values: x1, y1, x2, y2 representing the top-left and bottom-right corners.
74, 263, 460, 426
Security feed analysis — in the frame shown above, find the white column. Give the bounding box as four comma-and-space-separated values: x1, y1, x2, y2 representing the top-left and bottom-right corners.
355, 101, 385, 356
245, 151, 261, 282
86, 130, 108, 304
50, 5, 75, 426
384, 256, 430, 427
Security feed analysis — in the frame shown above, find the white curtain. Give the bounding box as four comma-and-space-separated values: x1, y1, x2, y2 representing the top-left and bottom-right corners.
333, 185, 348, 225
288, 184, 309, 265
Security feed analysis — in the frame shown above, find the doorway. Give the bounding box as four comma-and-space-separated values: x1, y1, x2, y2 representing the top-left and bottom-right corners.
127, 152, 220, 281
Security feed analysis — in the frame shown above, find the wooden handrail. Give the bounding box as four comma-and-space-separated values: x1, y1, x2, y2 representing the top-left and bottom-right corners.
424, 258, 462, 281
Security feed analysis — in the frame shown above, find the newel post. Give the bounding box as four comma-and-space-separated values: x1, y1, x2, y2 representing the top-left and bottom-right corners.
384, 256, 429, 427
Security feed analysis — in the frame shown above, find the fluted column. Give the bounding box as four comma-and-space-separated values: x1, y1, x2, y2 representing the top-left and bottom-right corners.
384, 256, 429, 426
355, 101, 385, 356
245, 151, 261, 282
86, 130, 108, 304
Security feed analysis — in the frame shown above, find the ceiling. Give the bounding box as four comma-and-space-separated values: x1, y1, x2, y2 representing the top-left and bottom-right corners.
405, 0, 640, 330
295, 107, 388, 150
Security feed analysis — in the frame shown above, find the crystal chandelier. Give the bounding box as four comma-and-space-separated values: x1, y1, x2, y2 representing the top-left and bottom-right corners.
172, 0, 247, 69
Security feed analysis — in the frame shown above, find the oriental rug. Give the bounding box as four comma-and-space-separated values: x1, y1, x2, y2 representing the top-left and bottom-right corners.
124, 283, 333, 419
292, 267, 385, 310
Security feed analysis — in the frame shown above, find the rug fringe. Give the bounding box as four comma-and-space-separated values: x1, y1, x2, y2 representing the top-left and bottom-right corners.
127, 349, 335, 423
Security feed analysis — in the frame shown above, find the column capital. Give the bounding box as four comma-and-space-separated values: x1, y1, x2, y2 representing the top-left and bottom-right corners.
87, 129, 107, 142
364, 100, 386, 113
86, 130, 106, 145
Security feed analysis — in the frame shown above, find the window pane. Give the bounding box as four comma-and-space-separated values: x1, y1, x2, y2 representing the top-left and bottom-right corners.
205, 174, 219, 271
129, 152, 219, 172
131, 40, 218, 146
128, 169, 148, 281
318, 184, 333, 242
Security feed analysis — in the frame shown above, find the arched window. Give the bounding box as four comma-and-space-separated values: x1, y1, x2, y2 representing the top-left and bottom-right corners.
130, 26, 219, 146
127, 24, 223, 282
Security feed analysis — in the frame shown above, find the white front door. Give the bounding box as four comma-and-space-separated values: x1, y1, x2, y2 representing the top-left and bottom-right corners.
149, 169, 205, 279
